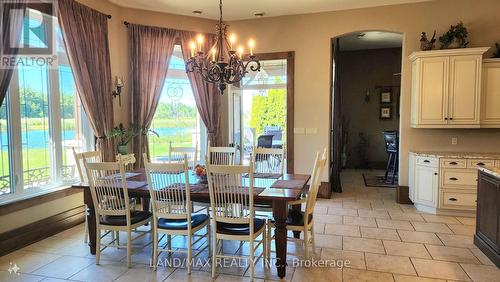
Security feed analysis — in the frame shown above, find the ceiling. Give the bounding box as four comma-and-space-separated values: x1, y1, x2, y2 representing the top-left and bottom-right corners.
338, 31, 403, 51
109, 0, 432, 20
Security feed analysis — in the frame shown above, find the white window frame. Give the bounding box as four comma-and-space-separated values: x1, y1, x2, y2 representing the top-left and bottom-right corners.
0, 11, 92, 204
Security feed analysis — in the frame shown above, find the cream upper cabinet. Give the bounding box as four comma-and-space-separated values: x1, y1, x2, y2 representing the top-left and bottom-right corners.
410, 48, 489, 128
481, 59, 500, 127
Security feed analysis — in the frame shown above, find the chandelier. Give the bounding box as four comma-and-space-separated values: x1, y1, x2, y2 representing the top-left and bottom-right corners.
185, 0, 261, 95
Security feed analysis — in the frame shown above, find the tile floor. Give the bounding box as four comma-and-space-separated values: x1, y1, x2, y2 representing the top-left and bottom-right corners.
1, 170, 499, 282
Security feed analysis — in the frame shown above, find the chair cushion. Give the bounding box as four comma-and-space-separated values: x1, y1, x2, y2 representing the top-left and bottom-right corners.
216, 218, 266, 235
100, 211, 151, 226
157, 214, 208, 230
285, 210, 313, 226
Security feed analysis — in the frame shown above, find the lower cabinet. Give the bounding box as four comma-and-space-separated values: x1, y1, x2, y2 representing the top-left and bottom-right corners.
475, 170, 500, 266
414, 164, 438, 208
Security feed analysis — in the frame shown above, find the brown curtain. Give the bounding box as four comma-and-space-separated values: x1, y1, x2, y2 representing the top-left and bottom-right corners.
129, 24, 176, 168
57, 0, 115, 161
179, 31, 222, 146
0, 0, 26, 107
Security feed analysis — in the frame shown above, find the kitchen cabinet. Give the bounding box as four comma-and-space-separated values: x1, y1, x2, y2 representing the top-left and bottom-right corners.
481, 59, 500, 127
410, 48, 488, 128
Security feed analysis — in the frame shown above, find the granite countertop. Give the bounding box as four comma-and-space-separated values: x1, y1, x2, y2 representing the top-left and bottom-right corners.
410, 151, 500, 159
478, 166, 500, 178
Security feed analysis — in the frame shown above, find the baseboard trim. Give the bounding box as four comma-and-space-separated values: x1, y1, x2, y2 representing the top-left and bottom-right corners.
318, 182, 332, 199
0, 205, 85, 256
396, 186, 413, 204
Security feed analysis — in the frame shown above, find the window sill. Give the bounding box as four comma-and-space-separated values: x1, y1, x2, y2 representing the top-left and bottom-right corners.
0, 184, 82, 215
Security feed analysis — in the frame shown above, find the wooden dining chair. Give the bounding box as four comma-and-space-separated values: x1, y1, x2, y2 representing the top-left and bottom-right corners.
73, 148, 102, 244
206, 162, 268, 280
116, 153, 136, 172
144, 156, 210, 273
207, 142, 237, 165
169, 141, 198, 169
267, 149, 327, 260
252, 147, 285, 175
84, 160, 152, 268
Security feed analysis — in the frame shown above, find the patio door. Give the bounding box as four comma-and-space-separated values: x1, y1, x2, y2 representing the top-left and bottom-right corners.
229, 52, 294, 172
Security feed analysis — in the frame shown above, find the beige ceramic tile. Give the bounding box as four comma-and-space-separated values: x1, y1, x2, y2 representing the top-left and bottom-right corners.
343, 216, 377, 227
436, 233, 475, 249
360, 227, 400, 241
114, 264, 175, 282
447, 224, 475, 236
365, 253, 416, 275
411, 222, 453, 234
420, 214, 461, 225
425, 244, 480, 264
357, 209, 390, 219
327, 207, 358, 216
314, 206, 328, 214
0, 250, 61, 273
388, 211, 425, 222
312, 234, 343, 249
291, 263, 342, 282
313, 223, 326, 234
376, 219, 414, 231
314, 214, 343, 224
342, 268, 395, 282
0, 270, 44, 282
69, 260, 129, 281
397, 230, 443, 245
31, 256, 94, 279
410, 258, 470, 281
320, 248, 366, 270
164, 269, 215, 282
393, 274, 446, 282
382, 240, 431, 259
342, 201, 372, 210
324, 223, 361, 237
343, 237, 385, 254
460, 263, 500, 282
455, 217, 476, 226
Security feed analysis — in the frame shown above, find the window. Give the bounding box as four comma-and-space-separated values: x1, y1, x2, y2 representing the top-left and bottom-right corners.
0, 9, 92, 202
148, 45, 206, 162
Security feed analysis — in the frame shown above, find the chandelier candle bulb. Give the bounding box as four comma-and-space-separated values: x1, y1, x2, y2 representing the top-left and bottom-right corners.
196, 34, 204, 52
189, 41, 196, 57
212, 48, 216, 62
229, 33, 236, 50
248, 38, 255, 56
238, 45, 244, 58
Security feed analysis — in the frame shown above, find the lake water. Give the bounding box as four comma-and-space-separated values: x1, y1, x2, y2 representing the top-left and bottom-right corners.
0, 127, 191, 149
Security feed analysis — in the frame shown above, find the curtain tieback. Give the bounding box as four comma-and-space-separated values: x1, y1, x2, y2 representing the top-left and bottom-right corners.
96, 136, 107, 139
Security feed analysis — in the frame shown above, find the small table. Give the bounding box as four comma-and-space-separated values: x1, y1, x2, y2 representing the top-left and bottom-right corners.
73, 170, 310, 279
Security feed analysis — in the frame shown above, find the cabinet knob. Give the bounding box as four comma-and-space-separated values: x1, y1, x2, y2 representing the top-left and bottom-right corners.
477, 162, 485, 166
449, 162, 458, 165
450, 117, 453, 120
449, 177, 458, 181
423, 160, 430, 163
448, 198, 457, 201
444, 117, 448, 120
434, 172, 438, 175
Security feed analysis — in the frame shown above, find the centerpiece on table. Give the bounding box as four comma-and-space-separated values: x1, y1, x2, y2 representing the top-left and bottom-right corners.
194, 164, 208, 184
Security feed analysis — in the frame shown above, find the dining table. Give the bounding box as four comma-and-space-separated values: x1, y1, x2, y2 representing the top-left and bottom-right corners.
73, 169, 310, 279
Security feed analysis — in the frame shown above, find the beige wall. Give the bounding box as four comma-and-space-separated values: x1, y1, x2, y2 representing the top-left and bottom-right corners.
77, 0, 500, 186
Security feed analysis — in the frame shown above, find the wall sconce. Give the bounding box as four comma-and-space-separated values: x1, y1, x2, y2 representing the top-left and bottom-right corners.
112, 76, 124, 106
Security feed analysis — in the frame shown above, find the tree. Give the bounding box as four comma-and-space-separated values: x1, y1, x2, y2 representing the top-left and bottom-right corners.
249, 88, 286, 135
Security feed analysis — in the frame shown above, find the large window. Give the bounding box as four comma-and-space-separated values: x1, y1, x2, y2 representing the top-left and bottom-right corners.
148, 45, 205, 162
0, 9, 92, 202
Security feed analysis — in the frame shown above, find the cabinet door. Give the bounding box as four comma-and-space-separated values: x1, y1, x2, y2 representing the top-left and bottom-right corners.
414, 165, 439, 207
448, 55, 481, 125
417, 57, 449, 125
481, 61, 500, 126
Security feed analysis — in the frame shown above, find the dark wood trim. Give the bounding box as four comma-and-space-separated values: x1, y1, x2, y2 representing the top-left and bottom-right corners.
475, 235, 500, 267
251, 51, 295, 173
318, 182, 332, 199
0, 187, 82, 216
396, 186, 413, 204
0, 206, 85, 256
330, 38, 342, 193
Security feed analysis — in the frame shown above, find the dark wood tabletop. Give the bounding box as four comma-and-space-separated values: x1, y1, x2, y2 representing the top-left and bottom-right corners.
73, 169, 310, 279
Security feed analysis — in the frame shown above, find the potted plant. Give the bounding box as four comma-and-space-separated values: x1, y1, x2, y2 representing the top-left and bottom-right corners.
106, 123, 159, 155
439, 22, 469, 49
